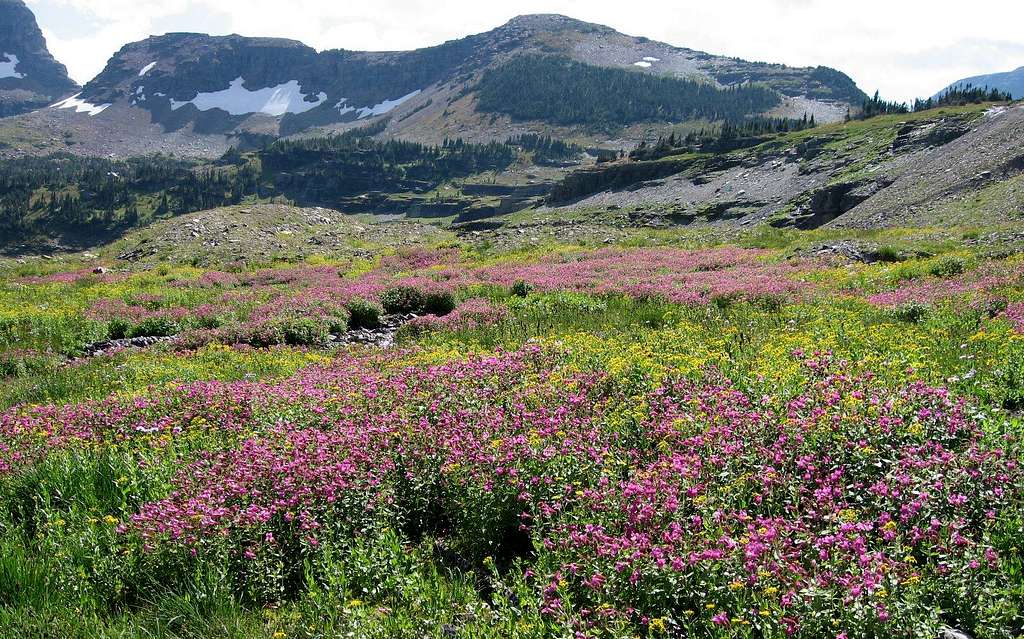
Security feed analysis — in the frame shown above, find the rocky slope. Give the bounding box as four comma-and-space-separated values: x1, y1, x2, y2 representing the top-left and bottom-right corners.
538, 101, 1023, 231
0, 0, 78, 118
1, 14, 865, 158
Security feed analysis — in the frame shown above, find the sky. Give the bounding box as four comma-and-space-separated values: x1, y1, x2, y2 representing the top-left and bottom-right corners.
25, 0, 1024, 103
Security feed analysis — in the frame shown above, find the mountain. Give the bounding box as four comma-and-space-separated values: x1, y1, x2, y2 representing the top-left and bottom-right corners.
0, 0, 79, 118
936, 66, 1024, 101
1, 14, 866, 158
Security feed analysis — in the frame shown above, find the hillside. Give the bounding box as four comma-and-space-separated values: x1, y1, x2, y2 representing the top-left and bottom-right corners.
0, 0, 79, 117
0, 14, 865, 158
936, 66, 1024, 101
4, 101, 1023, 254
538, 102, 1024, 231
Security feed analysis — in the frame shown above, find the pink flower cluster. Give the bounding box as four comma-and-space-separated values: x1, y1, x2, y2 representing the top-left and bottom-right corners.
1, 346, 1017, 634
404, 298, 509, 334
476, 247, 810, 305
867, 262, 1023, 308
1004, 302, 1024, 333
17, 268, 129, 285
69, 246, 815, 343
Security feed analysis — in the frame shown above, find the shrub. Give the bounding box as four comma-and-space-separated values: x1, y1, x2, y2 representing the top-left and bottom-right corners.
381, 286, 426, 315
172, 328, 225, 351
129, 317, 179, 338
107, 318, 131, 340
229, 321, 286, 347
511, 280, 532, 298
347, 299, 383, 330
873, 245, 905, 263
0, 350, 57, 378
890, 302, 930, 324
325, 313, 351, 334
928, 255, 968, 278
194, 313, 224, 330
423, 290, 457, 317
396, 315, 443, 340
280, 318, 329, 346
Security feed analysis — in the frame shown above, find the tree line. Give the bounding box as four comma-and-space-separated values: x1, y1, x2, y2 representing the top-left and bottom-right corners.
856, 85, 1013, 120
630, 114, 817, 161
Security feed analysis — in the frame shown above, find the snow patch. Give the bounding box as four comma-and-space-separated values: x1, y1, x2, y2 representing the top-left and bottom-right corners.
356, 90, 422, 119
52, 94, 111, 116
335, 99, 356, 117
169, 77, 328, 116
139, 62, 157, 77
0, 53, 26, 80
642, 57, 661, 62
335, 90, 422, 119
633, 61, 652, 68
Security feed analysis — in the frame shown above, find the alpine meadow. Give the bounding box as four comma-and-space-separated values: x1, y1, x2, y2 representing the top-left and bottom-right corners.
1, 2, 1023, 638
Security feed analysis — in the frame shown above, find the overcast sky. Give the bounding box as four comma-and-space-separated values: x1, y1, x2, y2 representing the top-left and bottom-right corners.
26, 0, 1024, 103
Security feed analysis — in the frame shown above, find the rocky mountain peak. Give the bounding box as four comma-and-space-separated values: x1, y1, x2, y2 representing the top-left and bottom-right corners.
0, 0, 79, 117
500, 14, 612, 33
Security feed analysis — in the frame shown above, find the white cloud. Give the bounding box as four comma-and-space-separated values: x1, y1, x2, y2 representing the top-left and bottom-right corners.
24, 0, 1024, 103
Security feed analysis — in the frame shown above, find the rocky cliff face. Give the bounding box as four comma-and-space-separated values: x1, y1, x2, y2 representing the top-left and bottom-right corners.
0, 0, 79, 117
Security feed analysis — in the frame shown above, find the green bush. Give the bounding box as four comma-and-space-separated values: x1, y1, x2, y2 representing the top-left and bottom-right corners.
381, 286, 426, 315
107, 318, 131, 340
928, 255, 968, 278
0, 352, 58, 378
511, 280, 532, 298
347, 299, 383, 330
129, 317, 179, 338
890, 302, 930, 324
228, 321, 286, 347
325, 313, 351, 334
424, 290, 457, 317
280, 318, 329, 346
873, 245, 904, 263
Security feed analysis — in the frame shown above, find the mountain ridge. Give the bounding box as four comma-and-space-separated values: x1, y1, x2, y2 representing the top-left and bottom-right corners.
2, 13, 866, 159
936, 66, 1024, 101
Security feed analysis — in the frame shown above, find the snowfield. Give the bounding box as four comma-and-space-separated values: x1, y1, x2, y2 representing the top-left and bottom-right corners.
169, 77, 328, 116
138, 62, 157, 77
0, 53, 26, 80
356, 90, 421, 119
336, 89, 422, 119
52, 94, 112, 116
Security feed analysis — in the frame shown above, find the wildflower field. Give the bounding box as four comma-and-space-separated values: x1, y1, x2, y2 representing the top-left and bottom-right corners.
1, 239, 1023, 638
